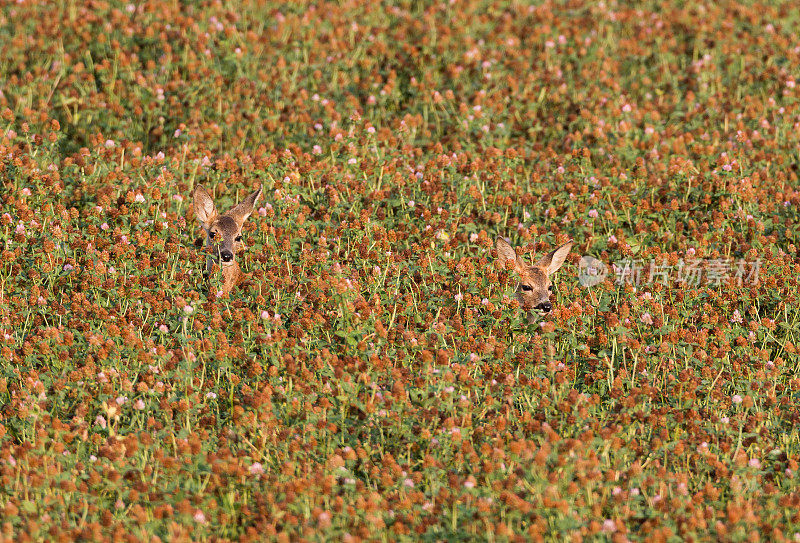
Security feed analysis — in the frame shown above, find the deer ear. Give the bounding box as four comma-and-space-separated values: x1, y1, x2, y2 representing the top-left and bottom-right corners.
495, 237, 517, 267
536, 241, 573, 276
193, 186, 217, 224
229, 185, 262, 226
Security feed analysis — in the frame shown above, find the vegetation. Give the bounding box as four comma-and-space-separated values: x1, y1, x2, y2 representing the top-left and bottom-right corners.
1, 1, 799, 540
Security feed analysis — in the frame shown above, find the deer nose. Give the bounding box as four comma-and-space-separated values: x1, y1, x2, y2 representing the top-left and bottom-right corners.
536, 302, 552, 313
220, 250, 234, 262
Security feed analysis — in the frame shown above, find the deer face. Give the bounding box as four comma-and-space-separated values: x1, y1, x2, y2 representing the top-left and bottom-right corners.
193, 185, 262, 266
495, 238, 573, 315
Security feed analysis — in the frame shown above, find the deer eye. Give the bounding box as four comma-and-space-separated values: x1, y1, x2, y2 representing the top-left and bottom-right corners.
235, 235, 242, 242
208, 231, 216, 239
520, 284, 533, 292
548, 285, 553, 292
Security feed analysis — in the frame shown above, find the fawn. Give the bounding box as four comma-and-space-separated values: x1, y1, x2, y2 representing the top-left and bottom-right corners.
193, 185, 262, 297
495, 237, 573, 323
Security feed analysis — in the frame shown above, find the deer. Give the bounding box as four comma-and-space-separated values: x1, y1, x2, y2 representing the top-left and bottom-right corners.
193, 185, 262, 297
494, 237, 573, 323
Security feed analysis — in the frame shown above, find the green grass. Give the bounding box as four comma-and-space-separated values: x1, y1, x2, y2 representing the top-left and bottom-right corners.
1, 0, 800, 541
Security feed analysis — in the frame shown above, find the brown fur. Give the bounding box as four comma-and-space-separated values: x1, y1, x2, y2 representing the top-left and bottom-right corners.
495, 237, 573, 323
193, 185, 262, 297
